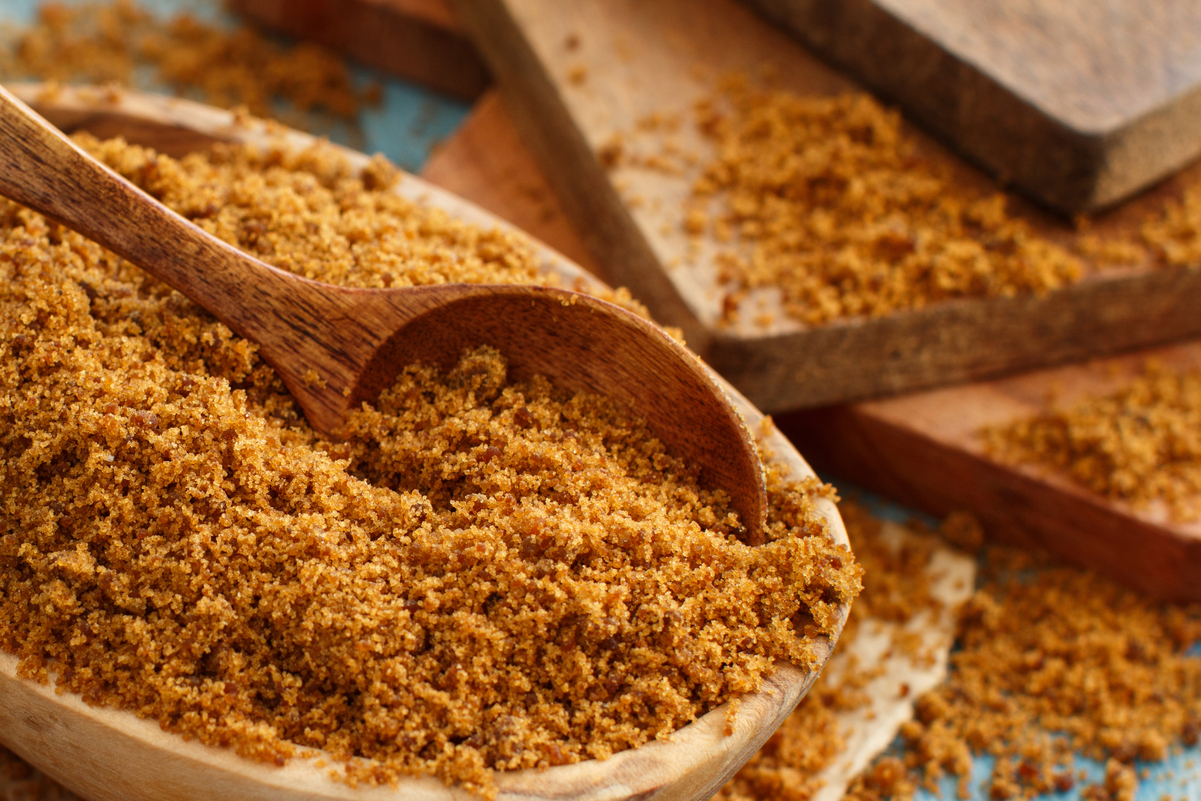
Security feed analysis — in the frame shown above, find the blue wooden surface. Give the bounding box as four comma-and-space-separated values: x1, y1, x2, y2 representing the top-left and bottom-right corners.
834, 478, 1201, 801
0, 1, 1197, 800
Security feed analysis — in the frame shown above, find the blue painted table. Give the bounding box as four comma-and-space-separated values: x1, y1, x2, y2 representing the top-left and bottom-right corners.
0, 2, 1196, 800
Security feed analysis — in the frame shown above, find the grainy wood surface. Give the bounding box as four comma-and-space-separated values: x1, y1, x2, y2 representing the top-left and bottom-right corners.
0, 83, 847, 801
228, 0, 489, 100
742, 0, 1201, 214
448, 0, 1201, 414
777, 341, 1201, 602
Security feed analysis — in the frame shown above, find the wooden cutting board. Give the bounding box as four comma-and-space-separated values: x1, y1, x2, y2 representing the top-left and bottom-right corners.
418, 87, 1201, 603
740, 0, 1201, 215
228, 0, 489, 100
778, 343, 1201, 602
440, 0, 1201, 415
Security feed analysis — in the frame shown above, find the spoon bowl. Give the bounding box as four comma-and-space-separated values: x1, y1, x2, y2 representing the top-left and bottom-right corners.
0, 85, 849, 801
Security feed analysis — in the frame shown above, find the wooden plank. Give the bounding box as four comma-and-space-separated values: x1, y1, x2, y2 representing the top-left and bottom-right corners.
421, 90, 600, 278
449, 0, 1201, 414
776, 341, 1201, 602
228, 0, 489, 100
741, 0, 1201, 214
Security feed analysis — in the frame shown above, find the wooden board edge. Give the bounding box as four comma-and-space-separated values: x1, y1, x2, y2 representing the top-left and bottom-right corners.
777, 405, 1201, 602
448, 0, 713, 350
709, 263, 1201, 413
228, 0, 490, 101
1103, 80, 1201, 211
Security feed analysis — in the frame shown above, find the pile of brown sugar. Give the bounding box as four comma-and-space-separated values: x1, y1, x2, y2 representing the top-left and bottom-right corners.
884, 547, 1201, 801
0, 0, 374, 127
982, 363, 1201, 521
717, 501, 959, 801
692, 81, 1087, 326
713, 508, 1201, 801
606, 77, 1086, 327
0, 133, 861, 796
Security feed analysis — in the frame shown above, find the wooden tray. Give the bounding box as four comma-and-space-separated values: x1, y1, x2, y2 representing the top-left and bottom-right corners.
741, 0, 1201, 214
778, 342, 1201, 602
442, 0, 1201, 414
0, 83, 847, 801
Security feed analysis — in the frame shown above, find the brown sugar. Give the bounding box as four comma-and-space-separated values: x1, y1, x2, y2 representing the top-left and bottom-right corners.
0, 134, 860, 796
0, 0, 373, 127
856, 548, 1201, 801
605, 77, 1086, 327
982, 363, 1201, 521
0, 745, 80, 801
715, 503, 1201, 801
717, 502, 959, 801
692, 82, 1085, 326
690, 82, 1086, 326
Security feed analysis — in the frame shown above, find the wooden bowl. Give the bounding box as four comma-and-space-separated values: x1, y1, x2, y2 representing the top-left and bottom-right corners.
0, 84, 849, 801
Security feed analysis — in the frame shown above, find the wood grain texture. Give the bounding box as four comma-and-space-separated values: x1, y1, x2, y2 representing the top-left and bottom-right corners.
742, 0, 1201, 213
450, 0, 1201, 414
228, 0, 489, 100
422, 90, 599, 277
0, 84, 849, 801
778, 341, 1201, 602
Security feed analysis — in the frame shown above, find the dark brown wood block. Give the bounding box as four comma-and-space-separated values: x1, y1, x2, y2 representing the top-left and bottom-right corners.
741, 0, 1201, 214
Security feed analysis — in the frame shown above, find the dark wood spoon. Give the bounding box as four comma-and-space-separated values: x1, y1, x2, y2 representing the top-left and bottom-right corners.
0, 85, 766, 538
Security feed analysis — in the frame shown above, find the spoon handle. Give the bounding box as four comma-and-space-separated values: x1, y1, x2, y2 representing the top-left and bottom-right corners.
0, 85, 329, 345
0, 85, 407, 416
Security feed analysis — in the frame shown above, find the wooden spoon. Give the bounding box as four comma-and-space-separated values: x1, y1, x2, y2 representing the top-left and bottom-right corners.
0, 84, 766, 539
